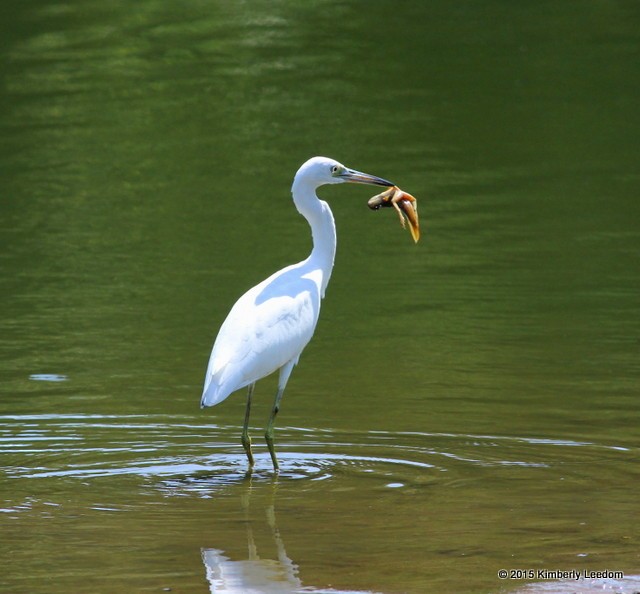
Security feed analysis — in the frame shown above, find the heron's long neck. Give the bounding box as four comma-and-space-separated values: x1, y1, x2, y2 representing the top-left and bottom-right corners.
291, 180, 337, 297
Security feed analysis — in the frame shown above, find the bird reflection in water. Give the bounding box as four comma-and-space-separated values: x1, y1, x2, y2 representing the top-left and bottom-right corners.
200, 480, 379, 594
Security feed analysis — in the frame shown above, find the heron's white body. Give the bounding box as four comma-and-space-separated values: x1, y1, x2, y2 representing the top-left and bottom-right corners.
201, 160, 337, 408
199, 156, 393, 470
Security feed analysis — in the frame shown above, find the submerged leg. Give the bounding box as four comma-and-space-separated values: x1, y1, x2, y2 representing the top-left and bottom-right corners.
242, 383, 256, 468
265, 360, 296, 472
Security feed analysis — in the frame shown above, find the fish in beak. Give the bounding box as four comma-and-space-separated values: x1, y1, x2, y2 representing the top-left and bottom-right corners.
368, 186, 420, 243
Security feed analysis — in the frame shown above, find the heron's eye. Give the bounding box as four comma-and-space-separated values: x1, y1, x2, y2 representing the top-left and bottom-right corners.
331, 165, 340, 175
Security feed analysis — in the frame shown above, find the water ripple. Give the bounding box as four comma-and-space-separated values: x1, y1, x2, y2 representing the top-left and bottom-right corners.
2, 413, 634, 498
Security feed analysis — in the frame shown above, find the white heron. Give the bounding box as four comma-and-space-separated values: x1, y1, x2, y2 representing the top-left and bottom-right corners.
201, 156, 394, 471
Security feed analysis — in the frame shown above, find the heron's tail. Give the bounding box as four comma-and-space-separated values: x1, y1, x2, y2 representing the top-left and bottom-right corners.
200, 380, 224, 408
200, 365, 235, 408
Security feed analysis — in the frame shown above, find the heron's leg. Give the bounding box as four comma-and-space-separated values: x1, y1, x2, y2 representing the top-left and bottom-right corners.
265, 360, 296, 472
242, 383, 256, 468
265, 386, 285, 471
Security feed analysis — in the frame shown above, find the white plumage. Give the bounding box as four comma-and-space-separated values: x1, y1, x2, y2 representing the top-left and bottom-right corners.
200, 156, 393, 471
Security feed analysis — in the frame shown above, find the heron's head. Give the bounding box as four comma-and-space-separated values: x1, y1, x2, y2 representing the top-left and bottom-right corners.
295, 156, 395, 189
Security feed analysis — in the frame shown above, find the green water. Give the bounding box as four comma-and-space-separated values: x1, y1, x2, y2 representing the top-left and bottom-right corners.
1, 2, 639, 593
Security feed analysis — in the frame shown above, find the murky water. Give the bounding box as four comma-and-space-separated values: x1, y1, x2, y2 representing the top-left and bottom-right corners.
3, 412, 636, 593
2, 1, 639, 593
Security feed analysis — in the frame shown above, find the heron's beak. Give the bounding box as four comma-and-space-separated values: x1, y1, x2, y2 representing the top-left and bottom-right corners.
340, 168, 394, 187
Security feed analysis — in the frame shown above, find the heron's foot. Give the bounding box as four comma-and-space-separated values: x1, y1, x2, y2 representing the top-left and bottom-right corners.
264, 428, 279, 473
241, 431, 254, 468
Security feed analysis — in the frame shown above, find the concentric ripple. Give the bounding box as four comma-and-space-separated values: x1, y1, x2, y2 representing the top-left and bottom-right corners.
1, 413, 632, 499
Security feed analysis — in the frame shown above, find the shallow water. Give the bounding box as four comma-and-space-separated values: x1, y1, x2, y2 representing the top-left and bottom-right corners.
2, 1, 640, 593
2, 412, 638, 593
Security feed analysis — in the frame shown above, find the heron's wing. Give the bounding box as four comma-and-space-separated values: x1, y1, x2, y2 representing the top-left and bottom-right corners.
202, 264, 321, 406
